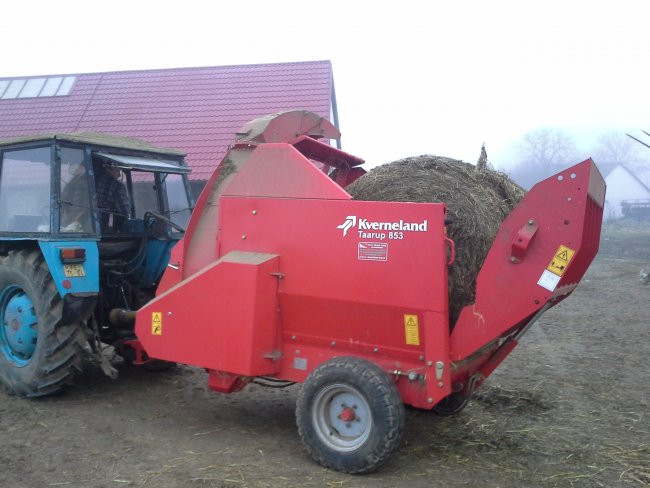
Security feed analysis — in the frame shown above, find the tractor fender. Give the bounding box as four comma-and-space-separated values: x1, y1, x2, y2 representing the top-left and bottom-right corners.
38, 241, 100, 297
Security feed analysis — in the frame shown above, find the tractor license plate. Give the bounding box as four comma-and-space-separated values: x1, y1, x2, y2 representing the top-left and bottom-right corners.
63, 264, 85, 278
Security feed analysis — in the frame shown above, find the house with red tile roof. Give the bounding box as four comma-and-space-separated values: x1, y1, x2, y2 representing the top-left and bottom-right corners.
0, 60, 338, 195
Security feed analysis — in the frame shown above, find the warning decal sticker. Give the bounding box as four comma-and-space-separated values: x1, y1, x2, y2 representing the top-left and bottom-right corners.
546, 245, 576, 277
537, 269, 561, 292
404, 314, 420, 346
151, 312, 162, 335
538, 244, 576, 291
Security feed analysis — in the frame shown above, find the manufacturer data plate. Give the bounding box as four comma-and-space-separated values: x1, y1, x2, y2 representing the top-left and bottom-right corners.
358, 242, 388, 261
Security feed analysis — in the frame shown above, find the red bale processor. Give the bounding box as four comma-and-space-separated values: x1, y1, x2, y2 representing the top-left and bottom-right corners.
133, 111, 606, 474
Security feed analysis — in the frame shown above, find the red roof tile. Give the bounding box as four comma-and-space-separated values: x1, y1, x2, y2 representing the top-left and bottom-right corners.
0, 61, 334, 180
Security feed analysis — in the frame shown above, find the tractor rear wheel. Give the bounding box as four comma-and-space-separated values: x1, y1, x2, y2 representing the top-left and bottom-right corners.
0, 249, 88, 397
296, 357, 405, 474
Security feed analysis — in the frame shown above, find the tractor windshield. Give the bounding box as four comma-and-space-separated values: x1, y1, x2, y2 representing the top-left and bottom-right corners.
164, 174, 192, 229
129, 171, 191, 231
94, 152, 192, 234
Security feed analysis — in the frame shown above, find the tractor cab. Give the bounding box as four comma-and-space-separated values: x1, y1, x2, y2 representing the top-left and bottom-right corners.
0, 133, 192, 281
0, 133, 193, 383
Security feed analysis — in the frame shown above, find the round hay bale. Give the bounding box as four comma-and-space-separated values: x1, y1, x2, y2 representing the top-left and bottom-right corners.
346, 155, 526, 326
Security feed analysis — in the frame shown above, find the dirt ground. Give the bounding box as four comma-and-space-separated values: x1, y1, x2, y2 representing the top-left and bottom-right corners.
1, 222, 649, 488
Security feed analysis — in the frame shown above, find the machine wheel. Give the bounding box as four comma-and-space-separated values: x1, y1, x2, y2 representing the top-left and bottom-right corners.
0, 250, 87, 397
432, 392, 470, 416
296, 357, 405, 474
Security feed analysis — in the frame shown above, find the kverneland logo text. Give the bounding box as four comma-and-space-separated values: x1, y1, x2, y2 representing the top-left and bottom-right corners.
337, 216, 428, 236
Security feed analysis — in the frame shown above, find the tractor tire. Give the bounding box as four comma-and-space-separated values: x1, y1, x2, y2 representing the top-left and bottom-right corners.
296, 357, 405, 474
0, 249, 88, 397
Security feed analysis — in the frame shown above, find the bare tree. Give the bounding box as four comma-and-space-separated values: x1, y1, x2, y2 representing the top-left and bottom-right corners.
519, 128, 577, 173
508, 128, 577, 189
593, 132, 643, 167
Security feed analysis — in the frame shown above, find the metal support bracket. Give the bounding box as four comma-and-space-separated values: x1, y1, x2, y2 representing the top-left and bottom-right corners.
510, 219, 538, 263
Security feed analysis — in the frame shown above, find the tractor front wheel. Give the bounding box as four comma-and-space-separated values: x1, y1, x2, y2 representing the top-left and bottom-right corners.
0, 250, 88, 397
296, 357, 405, 474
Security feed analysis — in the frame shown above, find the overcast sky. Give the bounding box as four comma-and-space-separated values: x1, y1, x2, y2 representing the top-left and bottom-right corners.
2, 1, 649, 169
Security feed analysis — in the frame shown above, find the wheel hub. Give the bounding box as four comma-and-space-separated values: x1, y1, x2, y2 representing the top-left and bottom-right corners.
1, 287, 38, 364
339, 406, 357, 422
313, 385, 372, 452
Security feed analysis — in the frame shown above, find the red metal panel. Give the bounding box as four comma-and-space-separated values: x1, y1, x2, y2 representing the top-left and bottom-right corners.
179, 140, 351, 280
218, 198, 447, 308
291, 136, 365, 168
222, 144, 352, 200
135, 252, 281, 376
237, 111, 340, 143
450, 159, 605, 363
179, 144, 255, 278
140, 190, 453, 406
216, 196, 451, 406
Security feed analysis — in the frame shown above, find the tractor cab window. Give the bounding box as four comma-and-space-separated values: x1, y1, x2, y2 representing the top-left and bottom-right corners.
93, 161, 131, 232
92, 152, 191, 235
130, 172, 191, 233
164, 174, 192, 230
0, 147, 51, 233
60, 147, 93, 233
131, 171, 159, 220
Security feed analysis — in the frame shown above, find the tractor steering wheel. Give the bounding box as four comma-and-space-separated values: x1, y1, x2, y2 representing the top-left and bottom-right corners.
143, 211, 185, 234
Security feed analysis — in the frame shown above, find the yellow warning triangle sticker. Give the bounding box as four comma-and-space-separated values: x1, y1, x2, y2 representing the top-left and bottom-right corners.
546, 245, 576, 277
151, 312, 162, 335
404, 314, 420, 346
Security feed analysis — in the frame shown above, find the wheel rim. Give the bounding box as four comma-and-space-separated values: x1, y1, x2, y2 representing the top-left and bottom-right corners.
312, 383, 372, 452
0, 285, 38, 366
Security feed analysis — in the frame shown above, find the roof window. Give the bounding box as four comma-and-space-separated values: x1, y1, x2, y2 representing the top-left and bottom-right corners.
0, 76, 76, 99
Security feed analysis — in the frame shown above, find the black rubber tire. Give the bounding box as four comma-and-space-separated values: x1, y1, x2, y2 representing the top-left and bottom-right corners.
296, 357, 405, 474
0, 250, 88, 397
432, 391, 470, 416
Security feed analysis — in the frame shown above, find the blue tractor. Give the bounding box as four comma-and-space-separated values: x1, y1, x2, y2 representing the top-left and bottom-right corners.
0, 133, 193, 396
